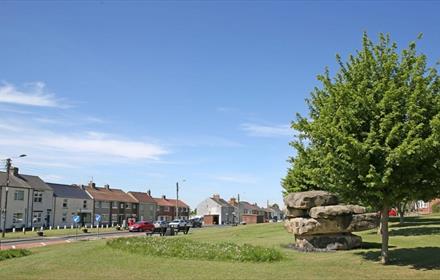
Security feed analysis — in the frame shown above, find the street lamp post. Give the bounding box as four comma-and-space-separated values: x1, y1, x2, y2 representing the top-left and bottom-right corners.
175, 179, 185, 220
1, 154, 27, 238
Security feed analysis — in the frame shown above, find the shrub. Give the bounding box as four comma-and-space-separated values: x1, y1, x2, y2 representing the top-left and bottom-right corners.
0, 249, 31, 261
107, 237, 283, 262
432, 203, 440, 213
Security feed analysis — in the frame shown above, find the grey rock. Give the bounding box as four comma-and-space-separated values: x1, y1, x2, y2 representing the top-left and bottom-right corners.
285, 213, 379, 235
285, 207, 308, 218
347, 213, 380, 232
295, 233, 362, 251
309, 205, 366, 218
284, 191, 338, 209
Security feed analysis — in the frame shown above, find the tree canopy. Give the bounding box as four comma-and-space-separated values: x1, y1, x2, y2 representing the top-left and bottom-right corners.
283, 33, 440, 263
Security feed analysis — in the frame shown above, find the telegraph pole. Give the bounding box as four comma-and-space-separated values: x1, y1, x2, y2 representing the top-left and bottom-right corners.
175, 182, 179, 220
237, 193, 240, 225
2, 159, 11, 238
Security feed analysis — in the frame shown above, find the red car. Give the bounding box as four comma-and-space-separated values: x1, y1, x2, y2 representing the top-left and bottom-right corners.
128, 221, 155, 232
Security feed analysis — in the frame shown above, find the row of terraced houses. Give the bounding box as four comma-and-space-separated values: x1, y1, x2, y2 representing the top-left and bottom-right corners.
0, 168, 189, 230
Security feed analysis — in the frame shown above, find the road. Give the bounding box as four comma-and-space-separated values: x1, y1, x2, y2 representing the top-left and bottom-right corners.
0, 231, 146, 250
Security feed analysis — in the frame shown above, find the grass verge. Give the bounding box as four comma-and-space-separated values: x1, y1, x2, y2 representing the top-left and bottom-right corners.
107, 237, 283, 262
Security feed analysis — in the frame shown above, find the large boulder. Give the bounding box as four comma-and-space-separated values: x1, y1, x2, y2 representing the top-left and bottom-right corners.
285, 207, 308, 218
295, 233, 362, 251
285, 214, 379, 235
309, 205, 365, 218
347, 213, 380, 232
284, 191, 338, 209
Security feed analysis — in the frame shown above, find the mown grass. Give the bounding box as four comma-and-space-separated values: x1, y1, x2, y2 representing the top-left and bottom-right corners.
107, 237, 283, 262
0, 215, 439, 279
0, 249, 31, 261
1, 226, 124, 240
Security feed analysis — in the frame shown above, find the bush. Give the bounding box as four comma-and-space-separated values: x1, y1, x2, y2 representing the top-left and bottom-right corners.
107, 237, 283, 262
0, 249, 31, 261
432, 203, 440, 213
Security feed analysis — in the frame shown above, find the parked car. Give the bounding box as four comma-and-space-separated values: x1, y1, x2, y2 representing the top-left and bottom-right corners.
129, 221, 155, 232
153, 220, 168, 228
169, 219, 187, 228
189, 218, 202, 228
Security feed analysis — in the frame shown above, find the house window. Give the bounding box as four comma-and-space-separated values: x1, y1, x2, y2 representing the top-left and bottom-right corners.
102, 202, 110, 208
132, 204, 137, 209
112, 203, 118, 209
149, 205, 154, 211
33, 191, 43, 203
83, 200, 87, 209
13, 213, 24, 223
125, 203, 130, 209
164, 206, 170, 211
62, 199, 68, 208
33, 212, 42, 223
62, 212, 67, 222
14, 190, 24, 201
139, 205, 144, 211
120, 203, 124, 209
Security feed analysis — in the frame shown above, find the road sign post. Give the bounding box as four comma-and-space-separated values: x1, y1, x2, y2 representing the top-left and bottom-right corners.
72, 215, 80, 240
95, 214, 101, 238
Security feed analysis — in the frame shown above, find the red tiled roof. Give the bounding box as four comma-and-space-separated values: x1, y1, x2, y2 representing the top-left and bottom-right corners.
128, 191, 156, 204
85, 186, 137, 203
154, 197, 189, 208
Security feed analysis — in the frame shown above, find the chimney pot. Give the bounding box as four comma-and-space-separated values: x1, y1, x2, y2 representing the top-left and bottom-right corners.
147, 189, 151, 196
104, 184, 110, 190
162, 195, 166, 199
11, 167, 19, 176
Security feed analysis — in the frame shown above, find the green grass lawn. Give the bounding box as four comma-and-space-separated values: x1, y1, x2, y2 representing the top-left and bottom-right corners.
0, 215, 439, 279
1, 226, 123, 240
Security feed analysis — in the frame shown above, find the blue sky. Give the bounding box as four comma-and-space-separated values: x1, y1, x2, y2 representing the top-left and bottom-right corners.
1, 1, 439, 209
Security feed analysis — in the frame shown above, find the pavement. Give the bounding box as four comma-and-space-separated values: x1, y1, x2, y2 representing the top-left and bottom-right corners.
0, 231, 146, 250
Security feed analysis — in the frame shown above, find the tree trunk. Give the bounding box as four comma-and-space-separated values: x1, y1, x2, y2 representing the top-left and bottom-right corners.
399, 210, 404, 225
398, 201, 406, 225
381, 203, 390, 264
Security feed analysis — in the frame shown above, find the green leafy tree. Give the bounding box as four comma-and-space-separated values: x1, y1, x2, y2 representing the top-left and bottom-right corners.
284, 33, 440, 264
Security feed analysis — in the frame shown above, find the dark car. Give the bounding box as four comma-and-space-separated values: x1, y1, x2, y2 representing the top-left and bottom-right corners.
129, 221, 155, 232
189, 218, 202, 228
153, 220, 168, 228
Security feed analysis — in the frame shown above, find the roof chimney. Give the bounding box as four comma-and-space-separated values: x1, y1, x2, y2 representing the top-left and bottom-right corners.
11, 167, 19, 176
229, 197, 237, 206
104, 184, 110, 190
212, 194, 220, 200
88, 181, 96, 188
162, 195, 166, 199
147, 189, 151, 196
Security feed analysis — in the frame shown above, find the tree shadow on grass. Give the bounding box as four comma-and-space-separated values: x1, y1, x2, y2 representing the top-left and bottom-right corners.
358, 242, 395, 249
356, 247, 440, 270
390, 216, 440, 228
389, 227, 440, 236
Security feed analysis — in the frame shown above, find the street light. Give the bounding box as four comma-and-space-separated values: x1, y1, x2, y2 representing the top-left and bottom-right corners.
1, 154, 27, 238
176, 179, 186, 220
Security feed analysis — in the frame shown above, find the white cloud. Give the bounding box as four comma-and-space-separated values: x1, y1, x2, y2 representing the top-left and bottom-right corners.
0, 82, 63, 107
0, 120, 168, 162
241, 123, 292, 137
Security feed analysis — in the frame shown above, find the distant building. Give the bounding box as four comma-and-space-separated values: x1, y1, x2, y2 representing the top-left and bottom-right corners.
228, 198, 264, 224
0, 168, 53, 230
47, 183, 93, 227
154, 195, 189, 221
196, 194, 235, 225
85, 182, 138, 226
417, 199, 440, 214
128, 191, 157, 221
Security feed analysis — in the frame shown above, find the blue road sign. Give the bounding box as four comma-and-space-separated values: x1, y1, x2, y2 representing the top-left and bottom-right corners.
95, 214, 102, 222
72, 215, 80, 223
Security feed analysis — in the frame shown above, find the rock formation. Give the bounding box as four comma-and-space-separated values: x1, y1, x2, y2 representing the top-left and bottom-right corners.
284, 191, 379, 251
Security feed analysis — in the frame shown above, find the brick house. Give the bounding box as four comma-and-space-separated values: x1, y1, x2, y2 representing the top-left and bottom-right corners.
128, 191, 157, 222
417, 199, 440, 214
85, 182, 138, 226
228, 198, 264, 224
154, 195, 189, 221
